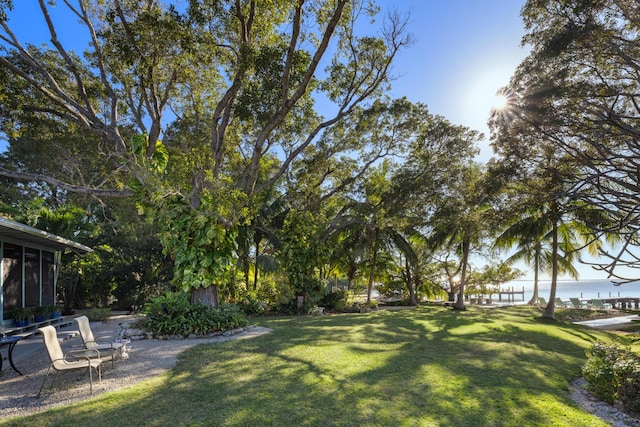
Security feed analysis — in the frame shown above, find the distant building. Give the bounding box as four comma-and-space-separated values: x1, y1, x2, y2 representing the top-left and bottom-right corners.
0, 216, 92, 324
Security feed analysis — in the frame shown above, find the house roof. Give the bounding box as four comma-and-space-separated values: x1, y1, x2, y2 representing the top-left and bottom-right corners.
0, 216, 93, 254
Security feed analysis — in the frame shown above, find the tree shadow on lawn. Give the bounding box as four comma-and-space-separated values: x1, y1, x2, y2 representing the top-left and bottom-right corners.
172, 307, 610, 426
344, 306, 608, 426
9, 306, 614, 427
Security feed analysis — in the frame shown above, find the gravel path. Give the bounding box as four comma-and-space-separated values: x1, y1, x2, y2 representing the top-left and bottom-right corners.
570, 378, 640, 427
0, 316, 272, 419
1, 315, 639, 426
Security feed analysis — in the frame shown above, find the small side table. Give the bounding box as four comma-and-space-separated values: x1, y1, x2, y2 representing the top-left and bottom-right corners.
0, 335, 24, 375
114, 339, 130, 360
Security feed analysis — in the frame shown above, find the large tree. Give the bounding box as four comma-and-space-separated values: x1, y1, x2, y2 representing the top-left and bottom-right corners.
381, 100, 482, 305
428, 163, 492, 310
320, 99, 482, 306
489, 80, 611, 319
0, 0, 411, 305
504, 0, 640, 284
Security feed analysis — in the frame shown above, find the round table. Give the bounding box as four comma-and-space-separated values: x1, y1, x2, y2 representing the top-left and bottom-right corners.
0, 335, 24, 375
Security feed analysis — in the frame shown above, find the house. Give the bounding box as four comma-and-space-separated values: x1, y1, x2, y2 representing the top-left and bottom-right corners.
0, 216, 92, 325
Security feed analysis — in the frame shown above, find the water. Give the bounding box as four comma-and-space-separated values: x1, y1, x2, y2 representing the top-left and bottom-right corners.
499, 279, 640, 303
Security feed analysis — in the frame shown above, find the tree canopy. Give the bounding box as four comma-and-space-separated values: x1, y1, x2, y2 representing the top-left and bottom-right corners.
4, 0, 636, 316
0, 0, 414, 305
493, 0, 640, 285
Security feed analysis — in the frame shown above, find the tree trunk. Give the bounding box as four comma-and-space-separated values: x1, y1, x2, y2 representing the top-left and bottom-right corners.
448, 291, 456, 302
367, 248, 378, 304
190, 285, 219, 308
241, 254, 250, 291
453, 237, 470, 310
64, 274, 81, 311
527, 246, 541, 305
347, 267, 356, 291
542, 220, 559, 319
253, 241, 260, 291
406, 258, 417, 305
408, 283, 417, 306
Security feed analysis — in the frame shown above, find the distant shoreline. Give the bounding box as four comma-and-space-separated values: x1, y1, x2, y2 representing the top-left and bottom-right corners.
497, 279, 640, 301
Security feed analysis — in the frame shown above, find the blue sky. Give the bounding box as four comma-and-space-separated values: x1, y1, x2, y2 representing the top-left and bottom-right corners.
378, 0, 529, 161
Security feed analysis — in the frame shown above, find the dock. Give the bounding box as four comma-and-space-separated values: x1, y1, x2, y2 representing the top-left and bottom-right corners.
497, 287, 526, 303
599, 297, 640, 310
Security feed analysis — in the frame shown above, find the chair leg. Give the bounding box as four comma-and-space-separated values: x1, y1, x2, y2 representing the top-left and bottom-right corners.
92, 364, 102, 392
38, 366, 54, 397
88, 366, 93, 394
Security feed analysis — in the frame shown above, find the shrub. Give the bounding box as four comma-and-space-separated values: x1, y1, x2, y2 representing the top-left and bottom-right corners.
11, 307, 32, 322
583, 341, 640, 413
217, 303, 249, 330
31, 305, 51, 321
318, 289, 348, 311
276, 299, 299, 315
382, 298, 410, 306
142, 292, 248, 337
616, 357, 640, 414
239, 295, 266, 316
84, 307, 111, 322
185, 303, 218, 336
358, 301, 378, 313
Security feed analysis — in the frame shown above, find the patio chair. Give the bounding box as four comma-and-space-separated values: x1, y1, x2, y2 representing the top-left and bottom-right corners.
554, 298, 566, 308
570, 298, 586, 309
38, 325, 102, 396
590, 299, 611, 311
75, 315, 122, 367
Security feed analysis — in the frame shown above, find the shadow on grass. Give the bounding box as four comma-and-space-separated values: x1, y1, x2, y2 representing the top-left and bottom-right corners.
3, 306, 615, 427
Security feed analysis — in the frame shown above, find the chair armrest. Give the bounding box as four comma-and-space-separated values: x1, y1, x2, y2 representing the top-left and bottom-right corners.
65, 348, 100, 361
89, 339, 122, 350
51, 354, 93, 365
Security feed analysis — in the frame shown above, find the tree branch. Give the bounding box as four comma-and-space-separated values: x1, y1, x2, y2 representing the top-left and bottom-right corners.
0, 167, 133, 198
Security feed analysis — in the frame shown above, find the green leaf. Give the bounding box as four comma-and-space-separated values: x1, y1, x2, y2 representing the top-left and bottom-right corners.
131, 133, 147, 156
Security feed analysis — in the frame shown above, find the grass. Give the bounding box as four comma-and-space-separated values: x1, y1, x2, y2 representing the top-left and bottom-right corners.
1, 305, 632, 426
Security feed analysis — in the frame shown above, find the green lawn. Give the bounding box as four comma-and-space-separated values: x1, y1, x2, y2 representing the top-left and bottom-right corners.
2, 306, 627, 426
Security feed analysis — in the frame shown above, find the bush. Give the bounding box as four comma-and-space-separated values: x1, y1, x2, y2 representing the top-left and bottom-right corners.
217, 303, 249, 330
11, 307, 32, 322
318, 289, 348, 311
142, 292, 248, 337
239, 296, 266, 316
583, 341, 640, 414
84, 307, 112, 322
358, 300, 378, 313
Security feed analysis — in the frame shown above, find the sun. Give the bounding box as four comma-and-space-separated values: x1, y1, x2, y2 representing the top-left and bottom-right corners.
491, 93, 509, 111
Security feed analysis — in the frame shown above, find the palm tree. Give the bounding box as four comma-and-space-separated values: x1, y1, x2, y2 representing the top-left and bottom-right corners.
494, 206, 578, 306
329, 229, 367, 290
494, 200, 605, 318
332, 161, 418, 304
236, 194, 287, 291
428, 164, 491, 310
